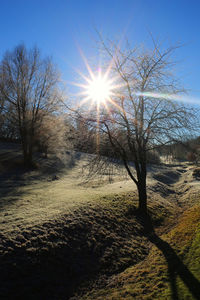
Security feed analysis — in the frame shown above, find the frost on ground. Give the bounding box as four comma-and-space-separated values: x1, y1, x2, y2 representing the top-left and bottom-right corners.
0, 143, 200, 299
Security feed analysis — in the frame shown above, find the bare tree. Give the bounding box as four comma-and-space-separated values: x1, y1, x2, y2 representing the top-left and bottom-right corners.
79, 37, 199, 214
73, 114, 96, 153
35, 113, 67, 158
0, 92, 7, 138
0, 44, 61, 166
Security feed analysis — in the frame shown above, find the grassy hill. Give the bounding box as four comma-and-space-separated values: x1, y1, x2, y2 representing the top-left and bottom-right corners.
80, 202, 200, 300
0, 142, 200, 299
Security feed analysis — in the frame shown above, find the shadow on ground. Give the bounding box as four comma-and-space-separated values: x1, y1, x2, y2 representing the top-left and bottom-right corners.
139, 213, 200, 300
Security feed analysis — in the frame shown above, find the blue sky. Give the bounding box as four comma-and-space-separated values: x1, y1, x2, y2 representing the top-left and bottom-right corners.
0, 0, 200, 98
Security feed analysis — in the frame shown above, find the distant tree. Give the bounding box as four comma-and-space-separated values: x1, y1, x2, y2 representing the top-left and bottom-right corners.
0, 101, 19, 141
73, 115, 96, 153
78, 37, 199, 214
0, 44, 62, 166
0, 92, 6, 138
35, 113, 67, 158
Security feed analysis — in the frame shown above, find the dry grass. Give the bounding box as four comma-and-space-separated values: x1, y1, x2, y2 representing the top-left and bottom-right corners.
1, 142, 200, 299
80, 202, 200, 300
0, 193, 150, 299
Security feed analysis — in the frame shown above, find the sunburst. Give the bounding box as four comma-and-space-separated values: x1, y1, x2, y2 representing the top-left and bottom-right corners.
85, 71, 112, 105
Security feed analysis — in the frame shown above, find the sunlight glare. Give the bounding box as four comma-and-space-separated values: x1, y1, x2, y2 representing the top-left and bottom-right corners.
85, 72, 112, 104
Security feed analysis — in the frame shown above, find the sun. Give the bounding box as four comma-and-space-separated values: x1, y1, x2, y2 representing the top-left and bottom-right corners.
72, 52, 120, 110
85, 72, 112, 104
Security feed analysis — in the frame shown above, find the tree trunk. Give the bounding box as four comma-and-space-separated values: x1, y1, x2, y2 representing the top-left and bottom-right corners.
137, 175, 147, 214
23, 147, 33, 167
22, 140, 29, 166
27, 146, 33, 167
22, 134, 33, 168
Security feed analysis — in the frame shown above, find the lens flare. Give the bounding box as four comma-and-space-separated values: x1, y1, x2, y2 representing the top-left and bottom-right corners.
68, 47, 200, 153
135, 91, 200, 105
86, 72, 112, 104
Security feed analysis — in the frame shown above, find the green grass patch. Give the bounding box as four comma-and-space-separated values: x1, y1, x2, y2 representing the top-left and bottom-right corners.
81, 202, 200, 300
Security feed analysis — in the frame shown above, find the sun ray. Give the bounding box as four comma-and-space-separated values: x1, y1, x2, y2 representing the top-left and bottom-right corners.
70, 53, 146, 149
78, 47, 95, 81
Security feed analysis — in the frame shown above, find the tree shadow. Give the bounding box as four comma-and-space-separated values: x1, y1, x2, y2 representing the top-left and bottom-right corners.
139, 213, 200, 299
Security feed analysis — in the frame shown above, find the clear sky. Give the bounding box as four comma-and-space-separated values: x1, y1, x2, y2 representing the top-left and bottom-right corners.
0, 0, 200, 99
